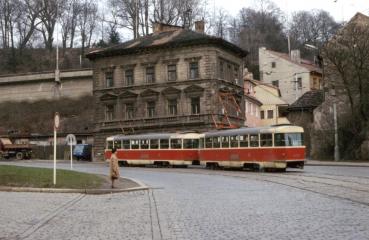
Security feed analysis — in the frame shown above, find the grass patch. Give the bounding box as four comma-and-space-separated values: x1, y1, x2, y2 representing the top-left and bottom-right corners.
0, 165, 105, 189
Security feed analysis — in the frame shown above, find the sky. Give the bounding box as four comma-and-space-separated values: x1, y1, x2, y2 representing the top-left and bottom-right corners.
216, 0, 369, 22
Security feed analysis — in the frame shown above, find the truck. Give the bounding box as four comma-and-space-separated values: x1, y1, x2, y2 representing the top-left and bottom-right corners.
0, 138, 32, 160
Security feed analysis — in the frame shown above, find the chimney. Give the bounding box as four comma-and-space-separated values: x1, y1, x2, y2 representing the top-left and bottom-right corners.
152, 22, 183, 34
195, 20, 205, 33
290, 49, 301, 64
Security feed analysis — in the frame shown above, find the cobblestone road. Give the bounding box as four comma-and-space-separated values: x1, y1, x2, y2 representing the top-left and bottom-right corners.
1, 162, 369, 240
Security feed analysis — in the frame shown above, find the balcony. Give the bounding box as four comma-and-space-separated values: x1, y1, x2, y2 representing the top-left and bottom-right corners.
98, 114, 213, 130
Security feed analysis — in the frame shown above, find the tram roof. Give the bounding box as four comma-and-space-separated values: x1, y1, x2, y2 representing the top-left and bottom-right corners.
107, 132, 201, 141
204, 125, 304, 137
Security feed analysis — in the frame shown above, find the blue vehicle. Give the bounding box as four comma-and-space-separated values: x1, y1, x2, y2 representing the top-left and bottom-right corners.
73, 144, 92, 161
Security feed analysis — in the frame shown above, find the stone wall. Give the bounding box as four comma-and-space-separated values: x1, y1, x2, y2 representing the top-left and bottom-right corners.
0, 69, 93, 102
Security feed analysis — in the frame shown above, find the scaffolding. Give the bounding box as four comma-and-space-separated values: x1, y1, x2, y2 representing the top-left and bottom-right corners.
212, 89, 243, 129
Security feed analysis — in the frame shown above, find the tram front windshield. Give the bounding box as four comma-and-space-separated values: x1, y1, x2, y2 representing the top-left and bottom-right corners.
274, 133, 304, 146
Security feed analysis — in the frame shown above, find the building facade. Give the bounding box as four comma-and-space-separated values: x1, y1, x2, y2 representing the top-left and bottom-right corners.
87, 23, 247, 160
259, 47, 322, 104
244, 71, 289, 127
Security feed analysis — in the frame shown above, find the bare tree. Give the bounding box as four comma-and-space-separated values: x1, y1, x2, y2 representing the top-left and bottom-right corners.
109, 0, 141, 39
214, 8, 229, 39
289, 9, 340, 53
16, 0, 43, 50
77, 0, 97, 59
236, 0, 286, 78
0, 0, 17, 49
37, 0, 60, 51
322, 16, 369, 158
59, 0, 80, 49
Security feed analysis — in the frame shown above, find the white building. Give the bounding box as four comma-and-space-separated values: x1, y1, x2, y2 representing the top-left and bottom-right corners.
259, 47, 322, 104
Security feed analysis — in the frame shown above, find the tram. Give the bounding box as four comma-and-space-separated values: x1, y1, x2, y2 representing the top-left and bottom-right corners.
105, 132, 201, 166
105, 125, 305, 170
199, 125, 305, 170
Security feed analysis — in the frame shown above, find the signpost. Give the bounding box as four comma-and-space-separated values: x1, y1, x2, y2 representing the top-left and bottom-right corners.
53, 112, 60, 186
66, 134, 77, 170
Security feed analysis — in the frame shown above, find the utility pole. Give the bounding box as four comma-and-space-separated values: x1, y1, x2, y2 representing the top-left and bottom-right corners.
333, 100, 340, 161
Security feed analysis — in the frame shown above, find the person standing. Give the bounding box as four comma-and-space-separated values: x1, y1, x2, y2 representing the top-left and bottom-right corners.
109, 148, 120, 188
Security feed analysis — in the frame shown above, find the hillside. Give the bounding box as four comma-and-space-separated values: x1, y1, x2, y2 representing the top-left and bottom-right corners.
0, 96, 95, 136
0, 48, 93, 75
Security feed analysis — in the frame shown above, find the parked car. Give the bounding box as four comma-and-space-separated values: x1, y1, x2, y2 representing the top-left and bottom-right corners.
73, 144, 92, 161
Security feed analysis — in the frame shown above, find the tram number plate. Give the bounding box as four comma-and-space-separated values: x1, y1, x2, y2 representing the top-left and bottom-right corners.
230, 154, 240, 161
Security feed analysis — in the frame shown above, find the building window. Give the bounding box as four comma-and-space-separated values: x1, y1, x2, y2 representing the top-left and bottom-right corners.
191, 97, 200, 114
267, 110, 273, 119
125, 103, 134, 119
189, 62, 199, 79
272, 62, 276, 68
272, 80, 279, 88
147, 101, 156, 118
168, 99, 177, 115
260, 110, 264, 119
105, 72, 114, 88
219, 60, 225, 79
167, 64, 177, 81
146, 66, 155, 83
105, 104, 115, 121
297, 77, 302, 89
234, 66, 240, 84
125, 69, 134, 86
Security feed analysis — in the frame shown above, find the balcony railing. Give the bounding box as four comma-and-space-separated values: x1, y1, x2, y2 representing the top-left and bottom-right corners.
99, 114, 245, 130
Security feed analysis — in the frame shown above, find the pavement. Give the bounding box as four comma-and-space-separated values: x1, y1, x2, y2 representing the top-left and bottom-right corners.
305, 159, 369, 167
1, 162, 369, 240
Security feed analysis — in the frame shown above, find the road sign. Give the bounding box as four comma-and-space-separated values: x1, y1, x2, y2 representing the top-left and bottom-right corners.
54, 112, 60, 130
66, 134, 77, 146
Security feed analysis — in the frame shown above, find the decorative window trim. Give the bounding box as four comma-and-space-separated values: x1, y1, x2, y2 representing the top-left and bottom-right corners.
184, 56, 202, 62
162, 58, 180, 64
119, 63, 136, 69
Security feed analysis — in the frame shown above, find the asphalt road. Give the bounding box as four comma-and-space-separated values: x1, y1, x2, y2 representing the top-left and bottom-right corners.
1, 162, 369, 240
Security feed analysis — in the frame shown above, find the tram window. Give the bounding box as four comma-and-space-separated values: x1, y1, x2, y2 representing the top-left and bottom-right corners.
123, 140, 130, 149
150, 139, 159, 149
274, 133, 304, 146
250, 134, 259, 147
274, 133, 285, 146
160, 139, 169, 149
230, 135, 239, 148
114, 140, 122, 149
140, 139, 149, 149
213, 137, 221, 148
107, 141, 113, 149
221, 136, 230, 148
199, 138, 204, 148
260, 134, 273, 147
183, 139, 199, 149
205, 138, 213, 148
171, 139, 182, 149
131, 140, 140, 149
239, 135, 249, 147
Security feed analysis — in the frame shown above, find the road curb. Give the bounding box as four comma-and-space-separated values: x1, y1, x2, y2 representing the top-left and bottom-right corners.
0, 177, 150, 195
305, 162, 369, 168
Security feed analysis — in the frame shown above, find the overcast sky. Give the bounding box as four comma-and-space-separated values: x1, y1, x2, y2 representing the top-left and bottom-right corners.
216, 0, 369, 21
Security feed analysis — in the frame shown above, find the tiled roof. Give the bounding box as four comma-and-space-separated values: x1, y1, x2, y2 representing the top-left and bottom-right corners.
267, 49, 322, 74
86, 28, 248, 59
288, 90, 324, 110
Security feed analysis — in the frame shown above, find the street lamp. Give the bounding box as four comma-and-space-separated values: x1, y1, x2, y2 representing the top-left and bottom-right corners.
331, 88, 340, 161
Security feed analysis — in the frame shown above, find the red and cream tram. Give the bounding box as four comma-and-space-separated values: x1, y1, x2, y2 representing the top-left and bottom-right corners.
105, 125, 305, 170
105, 133, 201, 166
199, 125, 305, 170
